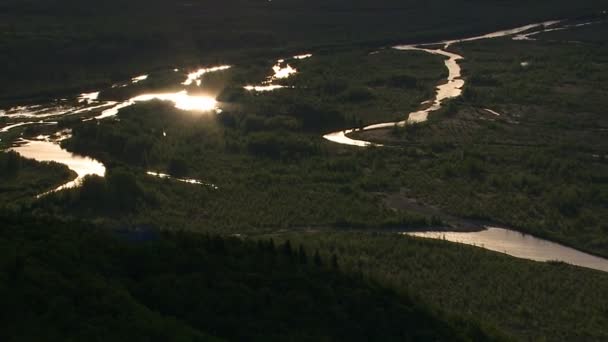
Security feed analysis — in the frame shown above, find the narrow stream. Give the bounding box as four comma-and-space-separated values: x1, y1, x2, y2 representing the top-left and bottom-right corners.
323, 47, 464, 146
147, 171, 219, 190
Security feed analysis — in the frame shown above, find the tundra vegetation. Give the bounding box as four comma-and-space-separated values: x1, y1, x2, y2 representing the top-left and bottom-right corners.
1, 1, 608, 341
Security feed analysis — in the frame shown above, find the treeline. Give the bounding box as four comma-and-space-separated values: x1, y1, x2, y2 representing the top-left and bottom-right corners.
0, 214, 500, 341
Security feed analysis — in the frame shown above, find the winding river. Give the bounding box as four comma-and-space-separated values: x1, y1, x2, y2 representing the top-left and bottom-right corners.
2, 19, 607, 272
322, 19, 608, 272
323, 20, 561, 147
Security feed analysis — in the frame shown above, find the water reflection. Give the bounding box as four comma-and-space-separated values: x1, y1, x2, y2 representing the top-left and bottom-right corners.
405, 227, 608, 273
72, 102, 118, 114
78, 92, 100, 104
147, 171, 219, 189
0, 104, 77, 119
244, 54, 312, 92
483, 108, 501, 116
1, 121, 57, 133
96, 91, 218, 120
434, 20, 562, 48
272, 63, 297, 79
244, 85, 289, 92
182, 65, 231, 86
323, 47, 464, 146
10, 135, 106, 197
323, 129, 378, 147
513, 21, 596, 41
293, 53, 313, 60
131, 75, 148, 84
395, 46, 464, 123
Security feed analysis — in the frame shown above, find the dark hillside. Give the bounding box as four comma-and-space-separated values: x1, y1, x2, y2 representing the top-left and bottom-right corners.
0, 214, 502, 341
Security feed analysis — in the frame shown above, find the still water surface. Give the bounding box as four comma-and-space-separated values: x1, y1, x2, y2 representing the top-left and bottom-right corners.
406, 227, 608, 272
10, 137, 106, 196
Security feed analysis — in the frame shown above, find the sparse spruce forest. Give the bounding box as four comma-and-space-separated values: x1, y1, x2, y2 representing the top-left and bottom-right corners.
1, 0, 608, 341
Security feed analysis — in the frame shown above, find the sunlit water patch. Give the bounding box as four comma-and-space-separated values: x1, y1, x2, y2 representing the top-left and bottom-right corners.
483, 108, 502, 116
72, 102, 118, 114
434, 20, 562, 48
1, 104, 77, 119
513, 21, 597, 41
244, 54, 312, 92
147, 171, 219, 189
293, 53, 313, 60
78, 92, 100, 104
323, 129, 377, 147
131, 75, 148, 84
0, 96, 117, 123
405, 227, 608, 273
272, 63, 297, 80
96, 91, 219, 120
182, 65, 231, 86
244, 85, 291, 92
0, 121, 57, 133
10, 135, 106, 197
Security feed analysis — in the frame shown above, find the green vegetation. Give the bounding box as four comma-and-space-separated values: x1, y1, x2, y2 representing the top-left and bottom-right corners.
277, 231, 608, 341
2, 2, 608, 341
29, 49, 448, 232
351, 20, 608, 256
0, 214, 501, 341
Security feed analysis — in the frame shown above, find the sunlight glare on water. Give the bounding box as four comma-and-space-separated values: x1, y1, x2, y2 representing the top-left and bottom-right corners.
244, 55, 309, 92
11, 138, 106, 196
182, 65, 232, 86
132, 91, 218, 111
131, 75, 148, 83
405, 227, 608, 272
244, 85, 288, 92
272, 63, 297, 79
147, 171, 219, 189
78, 92, 100, 104
293, 53, 313, 60
96, 91, 218, 120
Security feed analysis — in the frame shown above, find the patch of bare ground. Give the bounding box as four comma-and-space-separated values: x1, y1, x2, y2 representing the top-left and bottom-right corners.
382, 188, 485, 231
